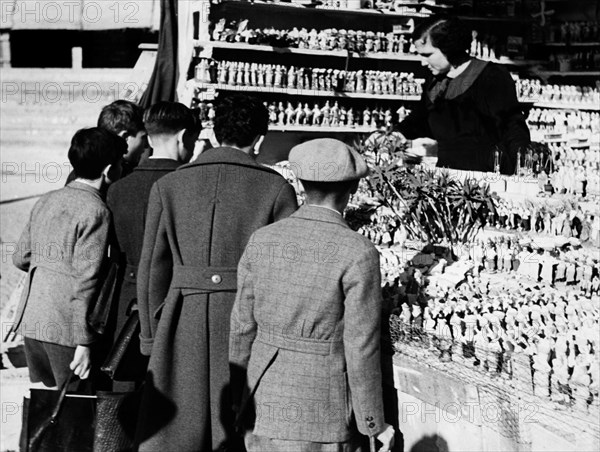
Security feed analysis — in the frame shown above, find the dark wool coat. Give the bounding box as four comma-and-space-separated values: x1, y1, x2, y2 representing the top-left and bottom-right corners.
135, 147, 298, 451
105, 158, 180, 385
397, 59, 530, 174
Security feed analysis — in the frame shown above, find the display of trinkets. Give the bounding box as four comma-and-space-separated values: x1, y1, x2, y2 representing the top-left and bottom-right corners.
535, 83, 600, 106
546, 20, 600, 44
211, 19, 416, 55
514, 76, 543, 101
195, 58, 424, 96
263, 100, 412, 128
515, 77, 600, 107
527, 108, 600, 134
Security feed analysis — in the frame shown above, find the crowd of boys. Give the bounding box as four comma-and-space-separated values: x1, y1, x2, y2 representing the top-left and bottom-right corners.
10, 95, 396, 451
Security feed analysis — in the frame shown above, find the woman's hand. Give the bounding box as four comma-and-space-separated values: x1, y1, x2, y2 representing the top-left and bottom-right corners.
70, 345, 92, 379
405, 137, 438, 159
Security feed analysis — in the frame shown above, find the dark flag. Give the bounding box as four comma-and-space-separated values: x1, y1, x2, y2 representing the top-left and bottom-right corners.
140, 0, 178, 108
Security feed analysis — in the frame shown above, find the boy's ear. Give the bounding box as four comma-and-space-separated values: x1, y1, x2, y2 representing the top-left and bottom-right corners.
177, 129, 186, 144
117, 130, 129, 139
147, 135, 154, 148
102, 163, 112, 178
253, 135, 265, 155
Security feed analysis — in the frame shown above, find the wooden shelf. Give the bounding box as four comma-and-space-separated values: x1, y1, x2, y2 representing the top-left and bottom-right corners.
196, 41, 423, 61
216, 1, 432, 18
533, 101, 600, 111
192, 82, 422, 101
519, 98, 539, 104
536, 71, 600, 77
544, 42, 600, 47
314, 6, 431, 17
457, 14, 533, 24
269, 124, 373, 133
198, 41, 544, 67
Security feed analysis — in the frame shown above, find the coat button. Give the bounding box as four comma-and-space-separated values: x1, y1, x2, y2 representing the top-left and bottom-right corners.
211, 274, 222, 284
365, 416, 373, 421
368, 422, 375, 428
129, 272, 135, 278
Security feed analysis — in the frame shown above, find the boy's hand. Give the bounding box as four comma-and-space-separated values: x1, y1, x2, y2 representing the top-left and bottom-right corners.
70, 345, 91, 379
375, 423, 395, 452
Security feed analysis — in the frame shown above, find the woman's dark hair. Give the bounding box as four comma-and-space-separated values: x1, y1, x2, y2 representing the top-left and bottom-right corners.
213, 95, 268, 147
143, 101, 200, 137
68, 127, 127, 180
413, 18, 472, 66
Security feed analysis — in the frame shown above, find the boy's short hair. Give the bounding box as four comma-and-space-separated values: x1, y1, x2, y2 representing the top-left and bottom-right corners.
68, 127, 127, 180
97, 100, 145, 136
213, 95, 268, 148
143, 101, 200, 137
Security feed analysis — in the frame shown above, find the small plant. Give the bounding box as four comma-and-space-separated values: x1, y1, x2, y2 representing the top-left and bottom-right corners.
355, 133, 499, 248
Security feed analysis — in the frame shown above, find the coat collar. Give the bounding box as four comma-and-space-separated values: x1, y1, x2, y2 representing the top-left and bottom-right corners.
66, 180, 103, 199
134, 157, 180, 172
292, 205, 350, 229
178, 147, 259, 170
427, 58, 489, 103
446, 58, 489, 99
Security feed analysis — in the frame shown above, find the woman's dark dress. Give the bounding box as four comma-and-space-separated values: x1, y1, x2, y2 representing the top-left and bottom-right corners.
397, 59, 531, 175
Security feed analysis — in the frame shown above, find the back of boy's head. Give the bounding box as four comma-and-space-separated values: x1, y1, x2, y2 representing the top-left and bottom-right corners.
68, 127, 127, 180
213, 95, 268, 148
97, 100, 145, 136
143, 101, 200, 137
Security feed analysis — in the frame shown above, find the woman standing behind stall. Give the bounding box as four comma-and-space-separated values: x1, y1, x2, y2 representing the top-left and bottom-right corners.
396, 18, 530, 174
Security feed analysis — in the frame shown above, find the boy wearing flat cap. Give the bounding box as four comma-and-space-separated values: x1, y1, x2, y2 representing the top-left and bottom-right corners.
230, 138, 395, 451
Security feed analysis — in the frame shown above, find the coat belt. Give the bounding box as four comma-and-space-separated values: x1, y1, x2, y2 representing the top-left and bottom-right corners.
256, 329, 339, 356
171, 264, 238, 291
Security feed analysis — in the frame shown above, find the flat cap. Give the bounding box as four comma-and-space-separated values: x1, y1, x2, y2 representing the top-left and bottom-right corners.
288, 138, 369, 182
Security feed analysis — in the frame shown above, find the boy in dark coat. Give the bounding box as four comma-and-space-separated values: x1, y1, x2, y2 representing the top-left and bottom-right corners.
105, 102, 201, 390
12, 128, 126, 390
135, 95, 298, 451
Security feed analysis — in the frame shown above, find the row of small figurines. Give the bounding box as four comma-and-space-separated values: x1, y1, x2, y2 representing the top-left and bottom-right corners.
392, 302, 598, 392
548, 161, 600, 197
469, 246, 600, 294
487, 202, 600, 241
548, 50, 600, 71
265, 100, 412, 128
195, 59, 424, 96
211, 20, 415, 55
398, 320, 599, 408
526, 109, 600, 133
515, 78, 600, 104
547, 20, 600, 43
550, 143, 600, 164
469, 30, 510, 62
391, 285, 598, 399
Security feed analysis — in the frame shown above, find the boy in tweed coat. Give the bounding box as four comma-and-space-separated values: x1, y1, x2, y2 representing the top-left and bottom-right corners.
230, 138, 395, 451
12, 128, 126, 390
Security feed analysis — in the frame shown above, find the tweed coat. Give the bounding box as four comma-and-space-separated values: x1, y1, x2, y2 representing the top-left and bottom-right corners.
135, 147, 298, 451
12, 182, 111, 347
229, 205, 386, 444
105, 158, 180, 383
